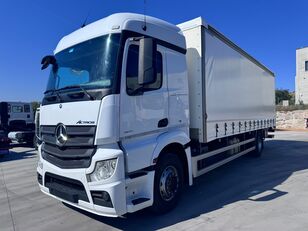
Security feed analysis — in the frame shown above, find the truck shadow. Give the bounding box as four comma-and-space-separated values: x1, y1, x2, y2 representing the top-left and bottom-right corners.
10, 142, 34, 148
0, 148, 36, 162
67, 139, 308, 230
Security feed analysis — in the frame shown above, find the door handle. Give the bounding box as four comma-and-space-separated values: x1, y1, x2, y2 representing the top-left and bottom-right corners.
158, 118, 168, 128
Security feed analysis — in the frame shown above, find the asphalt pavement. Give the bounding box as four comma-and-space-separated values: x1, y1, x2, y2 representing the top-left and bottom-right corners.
0, 131, 308, 231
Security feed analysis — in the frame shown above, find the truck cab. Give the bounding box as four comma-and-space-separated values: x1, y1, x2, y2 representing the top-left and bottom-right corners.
38, 13, 191, 217
0, 102, 34, 131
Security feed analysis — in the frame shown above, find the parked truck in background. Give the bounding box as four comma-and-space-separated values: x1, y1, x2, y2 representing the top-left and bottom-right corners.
0, 101, 36, 145
0, 130, 10, 157
0, 102, 34, 131
37, 13, 275, 217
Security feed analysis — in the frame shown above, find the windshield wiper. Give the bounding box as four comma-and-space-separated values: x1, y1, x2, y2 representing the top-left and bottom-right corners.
44, 89, 63, 102
57, 85, 95, 100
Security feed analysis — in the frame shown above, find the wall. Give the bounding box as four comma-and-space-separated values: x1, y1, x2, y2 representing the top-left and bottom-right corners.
276, 109, 308, 129
295, 47, 308, 104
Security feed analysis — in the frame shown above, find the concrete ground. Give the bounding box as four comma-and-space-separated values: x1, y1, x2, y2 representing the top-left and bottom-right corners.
0, 131, 308, 231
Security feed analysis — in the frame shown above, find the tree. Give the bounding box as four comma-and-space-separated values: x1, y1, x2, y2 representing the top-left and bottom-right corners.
289, 91, 295, 105
275, 89, 292, 105
31, 101, 40, 115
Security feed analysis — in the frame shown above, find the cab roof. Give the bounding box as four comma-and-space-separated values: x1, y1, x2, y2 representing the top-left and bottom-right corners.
55, 13, 186, 54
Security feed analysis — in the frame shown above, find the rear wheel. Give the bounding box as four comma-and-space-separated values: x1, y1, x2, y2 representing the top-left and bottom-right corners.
250, 131, 264, 157
151, 153, 184, 214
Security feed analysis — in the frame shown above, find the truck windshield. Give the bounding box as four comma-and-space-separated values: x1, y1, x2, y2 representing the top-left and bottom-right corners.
45, 33, 120, 93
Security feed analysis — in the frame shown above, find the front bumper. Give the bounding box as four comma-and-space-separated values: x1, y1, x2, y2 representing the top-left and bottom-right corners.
37, 146, 127, 217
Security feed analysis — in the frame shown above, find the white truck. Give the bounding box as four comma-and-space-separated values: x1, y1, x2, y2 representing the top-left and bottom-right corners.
0, 101, 36, 145
37, 13, 275, 217
0, 102, 34, 131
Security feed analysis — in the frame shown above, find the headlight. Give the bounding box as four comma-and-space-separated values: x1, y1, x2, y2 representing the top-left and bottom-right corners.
88, 158, 117, 182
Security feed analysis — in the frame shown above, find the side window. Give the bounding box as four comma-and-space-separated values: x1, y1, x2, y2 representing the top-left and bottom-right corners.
24, 105, 30, 113
126, 44, 163, 95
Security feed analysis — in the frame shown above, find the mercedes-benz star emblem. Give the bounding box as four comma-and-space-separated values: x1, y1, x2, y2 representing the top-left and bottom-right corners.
55, 124, 67, 146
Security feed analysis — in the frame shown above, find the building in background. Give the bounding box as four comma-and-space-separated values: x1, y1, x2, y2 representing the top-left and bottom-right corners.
295, 47, 308, 104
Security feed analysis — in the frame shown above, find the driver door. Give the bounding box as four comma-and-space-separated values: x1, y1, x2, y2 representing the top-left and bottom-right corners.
119, 38, 168, 172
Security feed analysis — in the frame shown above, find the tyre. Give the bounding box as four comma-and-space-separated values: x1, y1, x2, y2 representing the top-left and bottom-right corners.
150, 153, 184, 214
250, 131, 264, 157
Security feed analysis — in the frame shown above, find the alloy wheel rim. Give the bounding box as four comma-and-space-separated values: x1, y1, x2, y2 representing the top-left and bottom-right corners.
159, 166, 179, 202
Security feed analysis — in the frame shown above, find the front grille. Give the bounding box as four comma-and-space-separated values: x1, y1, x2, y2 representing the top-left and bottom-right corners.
41, 125, 96, 169
41, 125, 95, 147
45, 172, 89, 203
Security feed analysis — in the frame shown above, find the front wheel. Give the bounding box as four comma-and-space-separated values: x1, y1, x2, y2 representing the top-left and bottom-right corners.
150, 153, 184, 214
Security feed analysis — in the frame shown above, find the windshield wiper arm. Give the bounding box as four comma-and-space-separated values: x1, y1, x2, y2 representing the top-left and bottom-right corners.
57, 85, 95, 100
44, 89, 63, 102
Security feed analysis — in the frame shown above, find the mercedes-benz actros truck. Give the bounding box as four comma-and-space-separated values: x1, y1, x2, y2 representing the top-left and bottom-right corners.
37, 13, 275, 217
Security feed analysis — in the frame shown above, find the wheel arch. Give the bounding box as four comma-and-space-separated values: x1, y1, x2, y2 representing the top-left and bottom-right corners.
151, 131, 192, 186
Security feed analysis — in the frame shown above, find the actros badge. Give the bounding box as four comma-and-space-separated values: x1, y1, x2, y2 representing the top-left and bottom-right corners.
76, 120, 95, 125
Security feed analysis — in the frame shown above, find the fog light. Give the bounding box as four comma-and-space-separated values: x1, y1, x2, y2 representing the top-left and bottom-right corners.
88, 158, 117, 182
91, 191, 113, 208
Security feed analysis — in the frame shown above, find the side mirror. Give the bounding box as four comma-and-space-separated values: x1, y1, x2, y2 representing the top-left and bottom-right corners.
41, 55, 57, 70
138, 38, 157, 85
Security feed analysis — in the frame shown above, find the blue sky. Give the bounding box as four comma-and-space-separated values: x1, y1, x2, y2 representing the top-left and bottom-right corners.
1, 0, 307, 101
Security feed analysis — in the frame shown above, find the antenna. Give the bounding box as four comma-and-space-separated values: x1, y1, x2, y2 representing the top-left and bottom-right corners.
81, 8, 91, 28
142, 0, 147, 31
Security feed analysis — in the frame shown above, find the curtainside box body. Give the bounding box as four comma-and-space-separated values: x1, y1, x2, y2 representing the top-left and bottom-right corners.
178, 18, 275, 143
